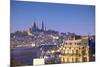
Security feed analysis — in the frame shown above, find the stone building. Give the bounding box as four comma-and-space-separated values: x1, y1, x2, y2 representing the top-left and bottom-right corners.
58, 35, 89, 63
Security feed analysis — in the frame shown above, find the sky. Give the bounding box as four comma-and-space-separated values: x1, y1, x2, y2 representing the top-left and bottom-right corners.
11, 0, 95, 35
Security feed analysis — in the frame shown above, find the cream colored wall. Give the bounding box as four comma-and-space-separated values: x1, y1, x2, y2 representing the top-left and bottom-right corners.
59, 39, 89, 63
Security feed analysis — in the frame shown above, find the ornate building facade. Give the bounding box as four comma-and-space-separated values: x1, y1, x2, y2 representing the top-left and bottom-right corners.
58, 36, 89, 63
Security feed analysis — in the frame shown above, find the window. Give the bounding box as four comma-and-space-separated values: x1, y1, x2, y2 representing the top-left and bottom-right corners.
77, 43, 81, 45
72, 50, 74, 54
70, 43, 72, 45
82, 50, 86, 55
63, 58, 65, 62
76, 58, 79, 62
76, 50, 78, 55
83, 57, 87, 62
84, 43, 87, 45
67, 58, 69, 63
78, 43, 81, 45
72, 58, 74, 63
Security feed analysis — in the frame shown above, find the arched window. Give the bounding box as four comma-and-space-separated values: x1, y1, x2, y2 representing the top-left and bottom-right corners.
76, 58, 79, 62
72, 50, 74, 54
76, 50, 78, 55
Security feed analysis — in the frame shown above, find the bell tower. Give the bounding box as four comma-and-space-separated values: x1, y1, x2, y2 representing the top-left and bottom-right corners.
41, 20, 44, 31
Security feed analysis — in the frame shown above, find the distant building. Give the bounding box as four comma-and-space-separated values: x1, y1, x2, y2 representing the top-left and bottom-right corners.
39, 45, 60, 64
27, 20, 46, 36
88, 35, 95, 61
33, 58, 45, 65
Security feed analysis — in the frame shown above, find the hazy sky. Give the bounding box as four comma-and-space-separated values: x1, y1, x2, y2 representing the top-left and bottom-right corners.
11, 0, 95, 35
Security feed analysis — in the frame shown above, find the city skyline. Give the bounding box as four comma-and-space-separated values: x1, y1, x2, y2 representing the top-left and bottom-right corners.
11, 0, 95, 35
